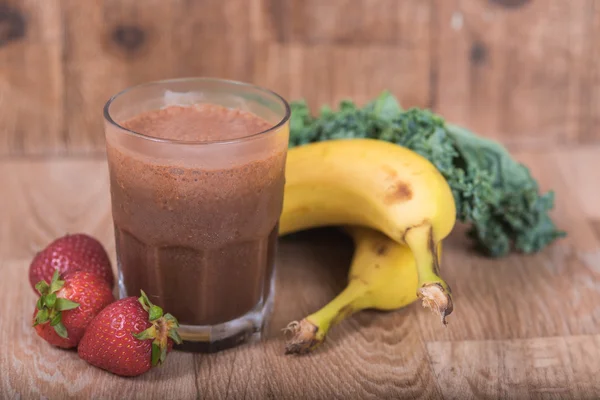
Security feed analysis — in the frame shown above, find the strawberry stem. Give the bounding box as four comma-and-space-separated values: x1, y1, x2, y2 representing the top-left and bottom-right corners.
133, 290, 183, 367
45, 293, 57, 307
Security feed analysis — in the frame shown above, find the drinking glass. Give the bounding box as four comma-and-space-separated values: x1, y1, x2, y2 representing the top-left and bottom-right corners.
103, 78, 290, 352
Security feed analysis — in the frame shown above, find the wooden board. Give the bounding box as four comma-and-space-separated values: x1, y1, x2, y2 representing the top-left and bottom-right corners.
253, 0, 433, 110
434, 0, 600, 148
59, 0, 260, 156
5, 0, 600, 156
0, 0, 64, 156
2, 146, 600, 398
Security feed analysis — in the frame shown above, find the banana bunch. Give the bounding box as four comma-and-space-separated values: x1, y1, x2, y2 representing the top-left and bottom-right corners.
284, 226, 442, 354
279, 139, 456, 354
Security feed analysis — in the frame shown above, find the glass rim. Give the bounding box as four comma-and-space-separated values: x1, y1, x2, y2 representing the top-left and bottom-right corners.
103, 77, 291, 146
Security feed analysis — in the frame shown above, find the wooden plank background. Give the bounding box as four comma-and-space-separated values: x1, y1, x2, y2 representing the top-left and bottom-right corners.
1, 0, 599, 157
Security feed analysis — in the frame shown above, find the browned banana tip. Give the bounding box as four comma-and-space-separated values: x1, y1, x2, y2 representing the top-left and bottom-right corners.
418, 283, 453, 326
282, 319, 320, 355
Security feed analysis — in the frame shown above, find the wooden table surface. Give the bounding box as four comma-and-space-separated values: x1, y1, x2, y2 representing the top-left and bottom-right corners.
1, 145, 600, 400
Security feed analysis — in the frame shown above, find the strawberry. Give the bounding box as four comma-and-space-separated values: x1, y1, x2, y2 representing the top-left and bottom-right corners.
28, 233, 114, 292
33, 270, 115, 348
78, 291, 182, 377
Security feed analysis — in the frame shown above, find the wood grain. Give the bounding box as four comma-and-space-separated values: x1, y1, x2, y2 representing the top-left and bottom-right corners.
434, 0, 599, 148
554, 144, 600, 221
254, 0, 433, 113
170, 0, 257, 81
2, 0, 600, 155
428, 335, 600, 399
2, 147, 600, 398
4, 0, 261, 157
62, 0, 179, 155
0, 157, 114, 262
0, 0, 64, 156
1, 0, 430, 155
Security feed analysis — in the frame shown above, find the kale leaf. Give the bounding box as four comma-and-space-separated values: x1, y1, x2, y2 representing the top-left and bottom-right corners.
288, 91, 566, 257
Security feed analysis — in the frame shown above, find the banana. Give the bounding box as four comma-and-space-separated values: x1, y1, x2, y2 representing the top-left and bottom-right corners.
280, 139, 456, 324
284, 226, 442, 354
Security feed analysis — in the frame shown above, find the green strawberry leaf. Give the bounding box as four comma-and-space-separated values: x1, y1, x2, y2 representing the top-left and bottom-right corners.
55, 298, 80, 311
168, 329, 183, 345
49, 312, 62, 326
45, 293, 57, 308
159, 343, 167, 364
151, 342, 161, 366
35, 281, 50, 296
53, 322, 68, 338
163, 313, 182, 344
133, 326, 157, 341
149, 305, 163, 321
138, 290, 152, 312
36, 297, 44, 310
49, 270, 65, 294
164, 313, 179, 326
34, 308, 49, 326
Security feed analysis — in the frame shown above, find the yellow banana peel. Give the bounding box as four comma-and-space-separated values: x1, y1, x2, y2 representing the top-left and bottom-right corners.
284, 226, 442, 354
280, 139, 456, 324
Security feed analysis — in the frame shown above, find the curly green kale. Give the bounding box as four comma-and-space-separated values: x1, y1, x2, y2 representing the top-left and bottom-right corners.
288, 91, 566, 257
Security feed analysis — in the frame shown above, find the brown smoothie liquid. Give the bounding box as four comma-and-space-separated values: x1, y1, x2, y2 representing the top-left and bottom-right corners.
107, 104, 285, 326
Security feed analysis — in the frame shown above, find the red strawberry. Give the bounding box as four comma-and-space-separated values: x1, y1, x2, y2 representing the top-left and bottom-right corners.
33, 270, 115, 348
78, 291, 182, 377
28, 233, 114, 292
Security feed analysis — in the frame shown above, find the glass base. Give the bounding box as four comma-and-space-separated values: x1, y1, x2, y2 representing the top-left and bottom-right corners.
176, 277, 275, 353
118, 269, 276, 354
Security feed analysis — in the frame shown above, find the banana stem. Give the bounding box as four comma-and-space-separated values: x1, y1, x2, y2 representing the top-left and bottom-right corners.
403, 223, 453, 325
284, 279, 369, 355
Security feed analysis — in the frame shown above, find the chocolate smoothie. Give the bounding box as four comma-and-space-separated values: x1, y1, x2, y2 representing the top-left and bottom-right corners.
106, 104, 286, 327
